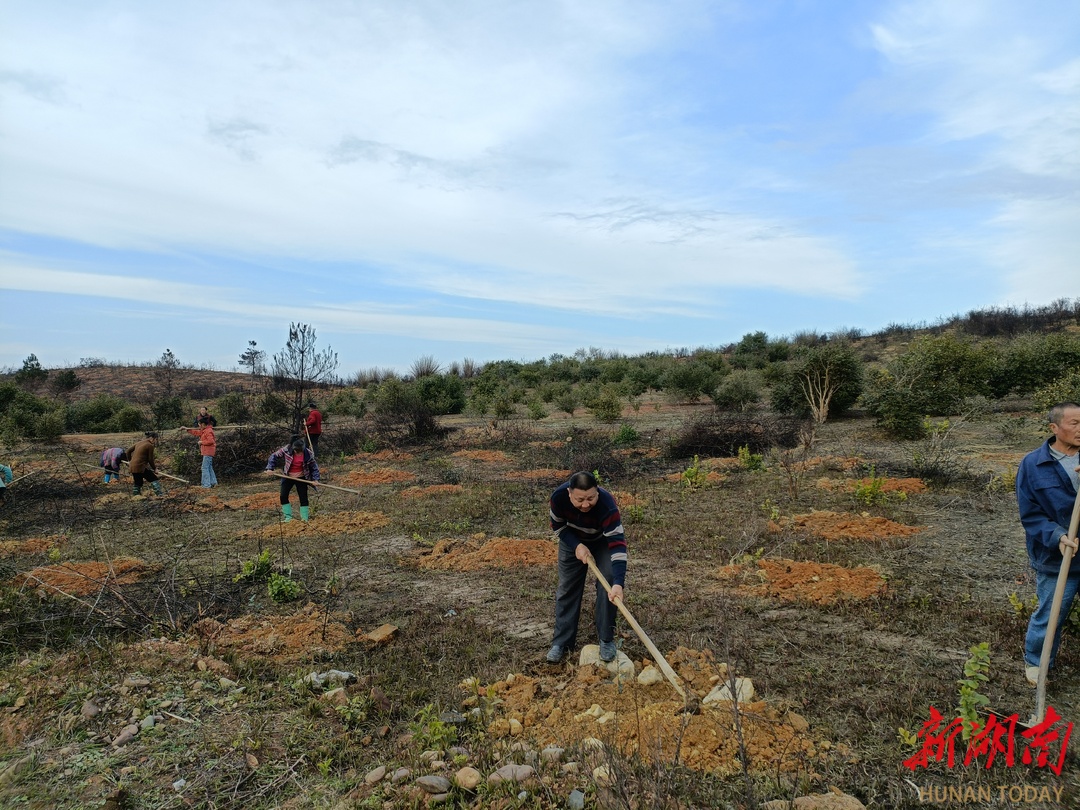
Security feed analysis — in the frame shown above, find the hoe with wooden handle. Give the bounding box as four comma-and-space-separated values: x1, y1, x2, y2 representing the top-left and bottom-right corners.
1034, 485, 1080, 724
584, 552, 697, 710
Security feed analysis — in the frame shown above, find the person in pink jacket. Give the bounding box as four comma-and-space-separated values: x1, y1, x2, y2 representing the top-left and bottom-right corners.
185, 416, 217, 488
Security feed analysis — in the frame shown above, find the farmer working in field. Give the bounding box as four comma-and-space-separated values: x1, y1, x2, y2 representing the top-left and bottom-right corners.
303, 402, 323, 456
546, 471, 627, 664
265, 438, 320, 522
100, 447, 128, 483
1017, 401, 1080, 686
127, 432, 163, 496
0, 462, 12, 505
184, 416, 217, 488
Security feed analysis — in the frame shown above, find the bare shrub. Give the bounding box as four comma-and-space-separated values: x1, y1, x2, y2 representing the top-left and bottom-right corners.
667, 413, 806, 460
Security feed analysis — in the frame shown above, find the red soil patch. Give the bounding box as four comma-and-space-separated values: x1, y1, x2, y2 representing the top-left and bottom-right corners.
339, 468, 417, 486
469, 646, 826, 776
711, 559, 886, 604
796, 456, 863, 472
243, 510, 390, 539
451, 450, 513, 463
771, 511, 924, 542
414, 536, 558, 571
367, 449, 415, 462
505, 469, 571, 481
815, 477, 927, 495
0, 535, 64, 556
14, 558, 157, 596
400, 484, 464, 499
208, 602, 354, 663
609, 490, 645, 507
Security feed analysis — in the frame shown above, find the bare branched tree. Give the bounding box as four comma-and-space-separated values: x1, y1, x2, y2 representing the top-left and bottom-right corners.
270, 323, 338, 434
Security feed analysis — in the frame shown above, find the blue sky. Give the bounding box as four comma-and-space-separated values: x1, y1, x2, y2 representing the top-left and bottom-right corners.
1, 1, 1078, 377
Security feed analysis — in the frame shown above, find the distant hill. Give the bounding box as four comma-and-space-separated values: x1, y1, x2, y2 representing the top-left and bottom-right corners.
3, 365, 267, 405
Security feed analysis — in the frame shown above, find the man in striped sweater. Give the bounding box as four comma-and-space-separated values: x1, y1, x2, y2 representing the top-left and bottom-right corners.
547, 471, 627, 663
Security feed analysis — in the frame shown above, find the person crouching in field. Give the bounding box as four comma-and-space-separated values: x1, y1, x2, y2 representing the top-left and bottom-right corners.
265, 438, 319, 522
185, 416, 217, 488
100, 447, 128, 483
127, 432, 162, 496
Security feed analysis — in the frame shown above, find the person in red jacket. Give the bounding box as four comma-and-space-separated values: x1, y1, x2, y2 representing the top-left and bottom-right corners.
185, 416, 217, 487
303, 402, 323, 456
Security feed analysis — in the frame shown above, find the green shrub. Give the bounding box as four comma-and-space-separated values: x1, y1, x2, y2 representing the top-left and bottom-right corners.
589, 389, 624, 423
1031, 369, 1080, 413
710, 370, 762, 412
151, 396, 186, 429
257, 393, 291, 421
526, 399, 547, 420
114, 407, 146, 432
614, 423, 639, 445
415, 374, 466, 415
993, 333, 1080, 397
770, 342, 863, 420
217, 391, 252, 424
891, 335, 999, 415
861, 368, 926, 440
661, 361, 718, 403
235, 549, 273, 583
34, 410, 66, 442
268, 572, 301, 603
555, 389, 579, 417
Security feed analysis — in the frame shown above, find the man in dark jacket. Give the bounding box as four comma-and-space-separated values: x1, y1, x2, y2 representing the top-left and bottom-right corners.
546, 471, 627, 664
1017, 402, 1080, 685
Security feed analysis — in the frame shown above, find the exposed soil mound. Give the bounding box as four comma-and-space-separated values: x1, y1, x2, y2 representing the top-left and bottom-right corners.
608, 491, 645, 507
15, 558, 157, 596
452, 450, 512, 463
771, 511, 924, 542
0, 535, 63, 556
243, 510, 390, 539
468, 647, 824, 776
339, 469, 417, 486
399, 484, 464, 499
797, 456, 863, 471
815, 477, 927, 495
209, 602, 353, 663
367, 450, 415, 462
711, 559, 886, 604
415, 537, 558, 571
506, 469, 571, 481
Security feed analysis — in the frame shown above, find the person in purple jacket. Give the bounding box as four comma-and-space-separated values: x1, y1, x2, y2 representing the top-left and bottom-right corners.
99, 447, 128, 484
1017, 402, 1080, 685
546, 471, 628, 664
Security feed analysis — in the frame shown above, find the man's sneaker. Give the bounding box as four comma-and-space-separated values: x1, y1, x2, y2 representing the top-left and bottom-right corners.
599, 640, 617, 662
545, 645, 566, 663
1025, 665, 1040, 687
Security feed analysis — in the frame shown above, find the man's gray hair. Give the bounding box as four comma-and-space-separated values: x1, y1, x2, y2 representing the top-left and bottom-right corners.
1048, 402, 1080, 426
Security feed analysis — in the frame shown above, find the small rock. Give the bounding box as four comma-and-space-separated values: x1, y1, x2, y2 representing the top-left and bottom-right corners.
119, 766, 137, 776
364, 765, 386, 784
415, 774, 451, 794
196, 660, 208, 672
540, 745, 564, 763
361, 623, 398, 644
112, 724, 139, 747
158, 700, 173, 710
703, 677, 755, 706
172, 779, 186, 791
592, 764, 613, 786
488, 764, 535, 783
321, 687, 350, 706
786, 710, 810, 733
303, 670, 356, 689
391, 767, 411, 784
518, 790, 528, 800
562, 762, 580, 775
122, 677, 150, 689
568, 789, 586, 810
139, 715, 156, 731
580, 737, 604, 752
637, 666, 664, 686
454, 766, 482, 790
447, 745, 470, 759
218, 677, 238, 690
508, 718, 523, 736
596, 711, 617, 725
419, 749, 443, 764
81, 700, 101, 719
